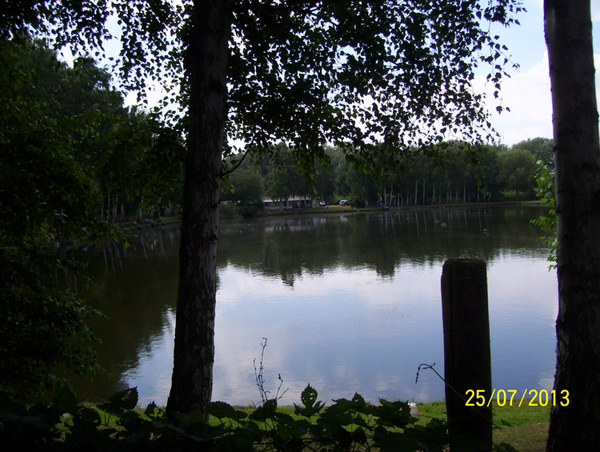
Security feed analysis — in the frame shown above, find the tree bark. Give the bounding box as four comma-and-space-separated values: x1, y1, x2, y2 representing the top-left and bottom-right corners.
545, 1, 600, 449
166, 0, 231, 416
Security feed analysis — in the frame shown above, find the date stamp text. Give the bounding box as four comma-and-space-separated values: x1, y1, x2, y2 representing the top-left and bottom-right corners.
465, 389, 570, 407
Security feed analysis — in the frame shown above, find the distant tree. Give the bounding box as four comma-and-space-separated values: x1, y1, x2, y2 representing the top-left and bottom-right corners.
334, 159, 352, 198
346, 169, 378, 207
497, 148, 537, 200
14, 39, 125, 132
221, 167, 264, 218
221, 168, 263, 203
265, 148, 309, 205
512, 137, 554, 165
101, 110, 185, 221
313, 159, 336, 204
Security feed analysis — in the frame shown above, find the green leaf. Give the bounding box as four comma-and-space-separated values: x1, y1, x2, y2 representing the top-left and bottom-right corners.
53, 385, 78, 414
142, 402, 161, 421
206, 401, 247, 420
500, 418, 514, 427
99, 387, 138, 414
250, 399, 278, 422
294, 384, 326, 418
300, 384, 319, 409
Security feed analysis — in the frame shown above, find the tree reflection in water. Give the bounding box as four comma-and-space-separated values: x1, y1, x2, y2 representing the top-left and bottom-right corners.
71, 206, 556, 407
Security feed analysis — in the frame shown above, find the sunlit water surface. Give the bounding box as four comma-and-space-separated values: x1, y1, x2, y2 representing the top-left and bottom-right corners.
73, 206, 557, 407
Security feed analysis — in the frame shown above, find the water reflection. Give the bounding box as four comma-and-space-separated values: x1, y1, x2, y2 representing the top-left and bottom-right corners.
72, 206, 557, 407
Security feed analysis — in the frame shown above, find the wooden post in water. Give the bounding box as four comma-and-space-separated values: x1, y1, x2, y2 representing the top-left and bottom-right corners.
441, 259, 492, 452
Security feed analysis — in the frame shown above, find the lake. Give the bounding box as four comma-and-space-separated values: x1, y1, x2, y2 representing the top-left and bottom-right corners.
72, 205, 558, 407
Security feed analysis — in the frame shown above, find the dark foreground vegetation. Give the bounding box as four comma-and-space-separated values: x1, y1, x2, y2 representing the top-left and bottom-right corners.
2, 383, 526, 452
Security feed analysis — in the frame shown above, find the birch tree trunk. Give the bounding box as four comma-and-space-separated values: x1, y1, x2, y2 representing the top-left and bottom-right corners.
545, 0, 600, 449
414, 179, 418, 205
166, 0, 231, 416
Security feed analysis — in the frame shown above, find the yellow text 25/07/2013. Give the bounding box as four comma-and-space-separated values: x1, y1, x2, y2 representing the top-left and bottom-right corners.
464, 389, 569, 407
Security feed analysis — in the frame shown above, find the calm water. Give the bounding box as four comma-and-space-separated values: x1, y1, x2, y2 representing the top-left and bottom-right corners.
72, 205, 558, 407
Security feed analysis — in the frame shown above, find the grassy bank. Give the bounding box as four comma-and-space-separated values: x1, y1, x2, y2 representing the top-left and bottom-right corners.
417, 400, 550, 452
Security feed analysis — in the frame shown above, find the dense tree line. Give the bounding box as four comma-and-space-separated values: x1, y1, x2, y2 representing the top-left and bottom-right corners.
222, 138, 553, 217
2, 38, 185, 225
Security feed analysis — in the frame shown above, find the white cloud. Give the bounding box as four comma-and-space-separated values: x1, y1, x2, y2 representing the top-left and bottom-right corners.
480, 50, 600, 146
478, 52, 553, 145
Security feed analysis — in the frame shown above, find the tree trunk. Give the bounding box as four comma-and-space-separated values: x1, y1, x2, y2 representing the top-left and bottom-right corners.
166, 0, 231, 416
138, 195, 143, 221
545, 1, 600, 449
414, 179, 418, 205
106, 192, 111, 222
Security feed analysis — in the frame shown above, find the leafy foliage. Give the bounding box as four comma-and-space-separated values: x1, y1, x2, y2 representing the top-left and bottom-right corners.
0, 385, 456, 452
531, 160, 557, 267
0, 248, 104, 402
26, 1, 525, 173
97, 109, 185, 221
225, 0, 525, 176
265, 147, 310, 203
512, 138, 554, 166
221, 167, 265, 219
0, 37, 182, 401
5, 0, 528, 416
0, 37, 118, 402
496, 148, 537, 200
252, 141, 540, 208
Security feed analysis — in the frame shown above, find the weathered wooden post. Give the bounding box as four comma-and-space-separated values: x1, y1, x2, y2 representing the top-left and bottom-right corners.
441, 259, 492, 452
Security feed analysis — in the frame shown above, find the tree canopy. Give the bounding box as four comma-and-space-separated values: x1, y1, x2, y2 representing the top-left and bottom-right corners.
497, 147, 537, 199
9, 1, 523, 164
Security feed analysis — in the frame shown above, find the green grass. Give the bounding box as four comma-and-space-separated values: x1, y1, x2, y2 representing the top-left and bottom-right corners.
417, 400, 550, 452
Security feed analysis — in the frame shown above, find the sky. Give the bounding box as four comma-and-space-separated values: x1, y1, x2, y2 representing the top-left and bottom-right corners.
480, 0, 600, 145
